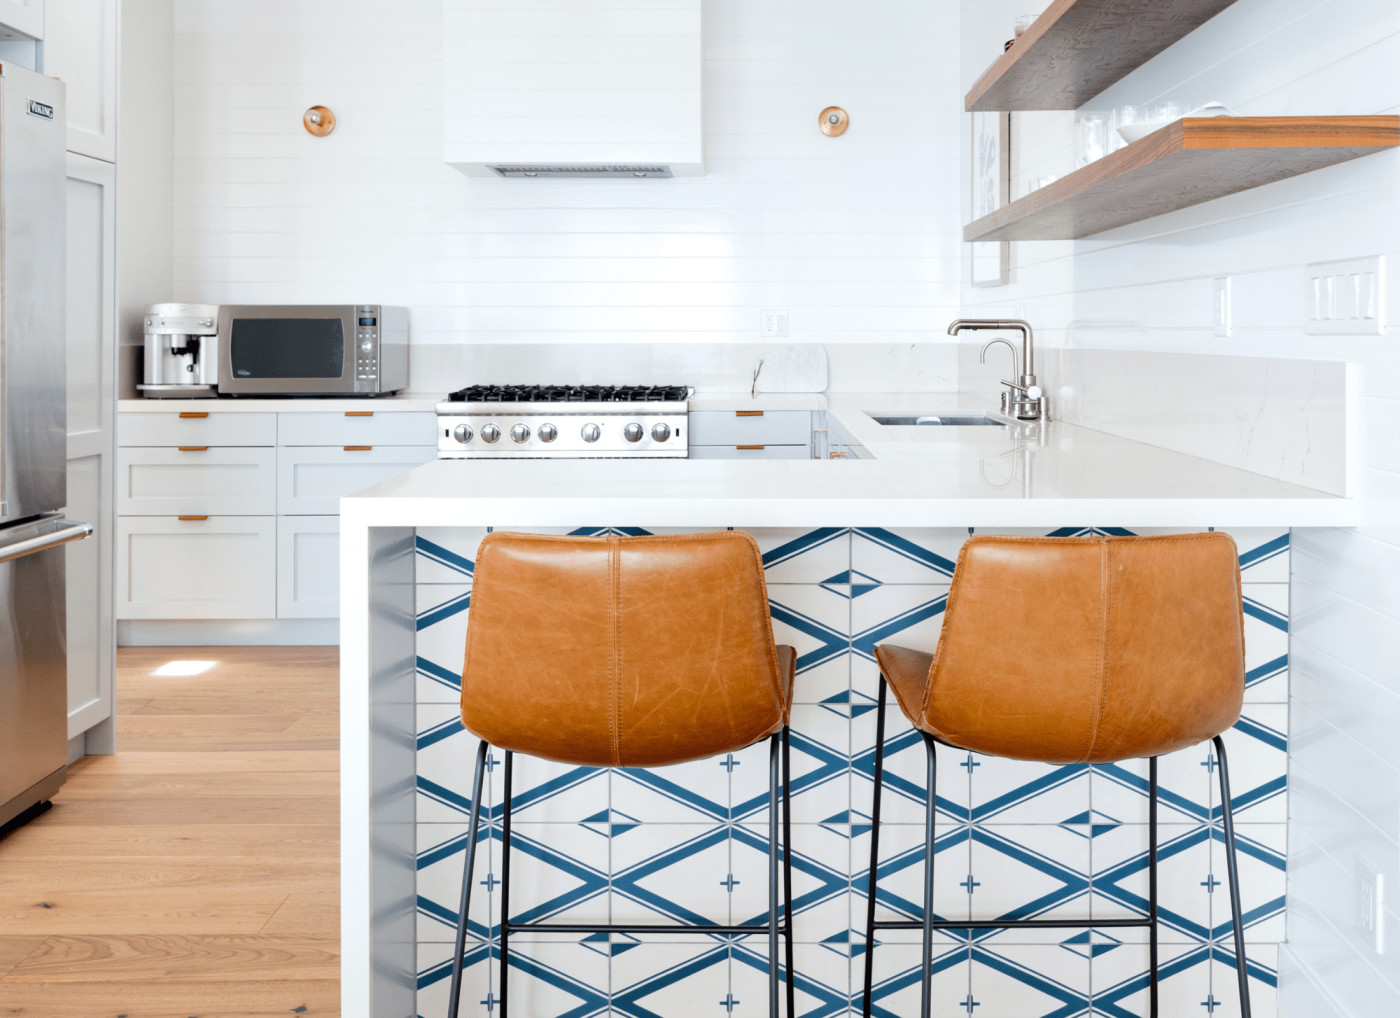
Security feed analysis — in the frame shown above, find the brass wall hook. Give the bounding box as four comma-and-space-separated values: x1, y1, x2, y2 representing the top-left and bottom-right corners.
303, 105, 335, 136
819, 106, 849, 137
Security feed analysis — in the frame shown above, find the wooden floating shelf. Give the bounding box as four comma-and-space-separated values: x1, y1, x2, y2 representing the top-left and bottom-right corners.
966, 0, 1240, 112
963, 116, 1400, 242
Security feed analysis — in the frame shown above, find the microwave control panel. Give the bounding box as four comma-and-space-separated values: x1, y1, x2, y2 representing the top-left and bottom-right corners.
354, 304, 381, 391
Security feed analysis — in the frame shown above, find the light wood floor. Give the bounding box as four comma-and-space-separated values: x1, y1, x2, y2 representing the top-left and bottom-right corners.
0, 647, 340, 1016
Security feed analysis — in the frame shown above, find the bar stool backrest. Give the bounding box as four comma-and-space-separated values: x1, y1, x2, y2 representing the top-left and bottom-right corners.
924, 533, 1244, 764
461, 531, 790, 767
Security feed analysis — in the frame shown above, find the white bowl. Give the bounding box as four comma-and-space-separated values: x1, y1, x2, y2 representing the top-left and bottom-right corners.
1117, 102, 1231, 145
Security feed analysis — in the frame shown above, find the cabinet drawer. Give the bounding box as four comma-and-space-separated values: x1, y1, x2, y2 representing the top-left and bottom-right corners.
278, 411, 437, 447
277, 516, 339, 619
278, 445, 437, 515
688, 410, 811, 446
118, 411, 277, 447
689, 445, 810, 460
117, 447, 277, 516
116, 516, 276, 619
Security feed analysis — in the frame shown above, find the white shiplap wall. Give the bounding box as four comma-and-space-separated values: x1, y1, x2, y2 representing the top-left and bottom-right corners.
961, 0, 1400, 1013
171, 0, 964, 389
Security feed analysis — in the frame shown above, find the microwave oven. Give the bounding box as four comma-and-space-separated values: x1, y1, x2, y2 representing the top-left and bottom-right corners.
216, 304, 408, 396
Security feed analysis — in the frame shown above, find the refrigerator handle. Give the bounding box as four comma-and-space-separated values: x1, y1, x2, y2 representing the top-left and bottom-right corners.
0, 519, 92, 565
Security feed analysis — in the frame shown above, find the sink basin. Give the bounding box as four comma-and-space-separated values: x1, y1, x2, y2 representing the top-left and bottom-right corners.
870, 413, 1005, 427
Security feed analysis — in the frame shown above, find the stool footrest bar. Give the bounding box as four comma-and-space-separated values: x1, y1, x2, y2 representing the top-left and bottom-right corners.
503, 922, 790, 935
872, 918, 1153, 930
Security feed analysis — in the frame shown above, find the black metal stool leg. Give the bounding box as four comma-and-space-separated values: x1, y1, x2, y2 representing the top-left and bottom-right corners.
1213, 735, 1253, 1018
498, 749, 514, 1018
918, 733, 938, 1018
448, 740, 489, 1018
861, 675, 889, 1018
1149, 756, 1160, 1018
781, 725, 796, 1018
768, 733, 781, 1017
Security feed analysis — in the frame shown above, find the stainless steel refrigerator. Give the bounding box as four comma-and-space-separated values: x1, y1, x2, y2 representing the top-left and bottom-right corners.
0, 64, 93, 830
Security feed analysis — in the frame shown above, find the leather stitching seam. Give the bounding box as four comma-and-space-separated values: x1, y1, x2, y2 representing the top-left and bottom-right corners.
1083, 538, 1110, 764
610, 537, 621, 768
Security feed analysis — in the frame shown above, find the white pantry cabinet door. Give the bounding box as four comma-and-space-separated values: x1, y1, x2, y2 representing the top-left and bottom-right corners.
277, 516, 339, 619
117, 516, 277, 619
42, 0, 116, 160
277, 445, 436, 516
0, 0, 43, 39
64, 152, 114, 739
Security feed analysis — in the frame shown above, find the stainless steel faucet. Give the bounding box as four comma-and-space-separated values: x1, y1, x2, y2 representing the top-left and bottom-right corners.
947, 318, 1048, 421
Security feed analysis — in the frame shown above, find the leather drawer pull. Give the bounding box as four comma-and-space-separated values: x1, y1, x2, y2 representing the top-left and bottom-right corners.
344, 445, 372, 451
345, 411, 373, 417
178, 411, 208, 419
735, 410, 764, 417
737, 444, 765, 450
177, 446, 207, 452
177, 515, 208, 522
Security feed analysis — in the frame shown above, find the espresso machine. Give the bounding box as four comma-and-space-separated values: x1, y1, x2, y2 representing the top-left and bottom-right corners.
138, 302, 219, 398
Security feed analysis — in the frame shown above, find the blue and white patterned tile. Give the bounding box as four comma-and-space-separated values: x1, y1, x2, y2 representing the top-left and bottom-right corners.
1089, 823, 1213, 945
1228, 529, 1290, 584
768, 583, 852, 705
416, 527, 488, 584
1088, 941, 1212, 1017
502, 822, 612, 929
850, 527, 966, 585
968, 825, 1092, 938
861, 943, 971, 1018
968, 942, 1090, 1017
499, 939, 610, 1017
850, 707, 973, 827
416, 938, 493, 1018
1090, 743, 1216, 828
1216, 825, 1286, 945
609, 940, 732, 1016
731, 705, 849, 827
416, 583, 470, 704
856, 821, 972, 932
969, 755, 1092, 827
614, 755, 732, 825
417, 702, 485, 824
750, 527, 851, 584
1216, 706, 1287, 824
1242, 583, 1289, 703
850, 584, 948, 696
418, 821, 493, 945
730, 942, 850, 1018
506, 754, 609, 825
607, 822, 733, 928
732, 822, 853, 944
1207, 941, 1278, 1018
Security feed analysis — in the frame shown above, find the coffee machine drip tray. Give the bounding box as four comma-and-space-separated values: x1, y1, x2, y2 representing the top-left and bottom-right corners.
136, 383, 220, 398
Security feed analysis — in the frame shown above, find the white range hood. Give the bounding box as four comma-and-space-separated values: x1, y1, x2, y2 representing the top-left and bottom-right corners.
442, 0, 704, 178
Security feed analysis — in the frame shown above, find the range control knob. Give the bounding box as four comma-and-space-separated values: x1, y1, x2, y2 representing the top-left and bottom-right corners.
452, 423, 473, 444
360, 340, 374, 353
623, 422, 644, 443
537, 423, 558, 443
510, 423, 530, 443
480, 423, 501, 444
581, 423, 601, 443
651, 422, 671, 442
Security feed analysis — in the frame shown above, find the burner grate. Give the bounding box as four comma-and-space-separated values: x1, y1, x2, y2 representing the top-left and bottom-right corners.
447, 384, 689, 403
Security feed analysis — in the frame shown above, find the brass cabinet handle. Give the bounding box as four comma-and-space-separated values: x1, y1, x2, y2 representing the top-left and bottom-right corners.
736, 444, 765, 450
177, 515, 208, 521
344, 445, 372, 451
345, 411, 373, 417
178, 411, 208, 419
735, 410, 764, 417
177, 446, 207, 452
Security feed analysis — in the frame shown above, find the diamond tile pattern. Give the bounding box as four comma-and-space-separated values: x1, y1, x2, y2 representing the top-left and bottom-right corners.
413, 526, 1287, 1016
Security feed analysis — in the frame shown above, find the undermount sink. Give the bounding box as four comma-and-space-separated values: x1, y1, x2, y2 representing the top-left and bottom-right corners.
869, 413, 1005, 427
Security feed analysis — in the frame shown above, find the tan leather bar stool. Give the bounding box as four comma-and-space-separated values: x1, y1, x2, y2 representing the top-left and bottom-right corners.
860, 533, 1252, 1018
447, 531, 799, 1018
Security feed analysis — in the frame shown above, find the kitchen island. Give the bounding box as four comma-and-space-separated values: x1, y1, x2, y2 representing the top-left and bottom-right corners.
340, 394, 1350, 1018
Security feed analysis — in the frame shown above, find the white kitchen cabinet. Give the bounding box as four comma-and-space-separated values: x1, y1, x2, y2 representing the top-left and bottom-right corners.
117, 446, 277, 517
688, 410, 813, 447
689, 445, 810, 460
118, 410, 277, 447
117, 516, 277, 620
41, 0, 116, 161
64, 151, 114, 745
277, 516, 339, 619
0, 0, 43, 39
279, 411, 437, 447
277, 445, 436, 516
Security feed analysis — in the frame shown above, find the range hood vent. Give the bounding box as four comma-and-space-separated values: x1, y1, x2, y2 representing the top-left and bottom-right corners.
488, 165, 674, 179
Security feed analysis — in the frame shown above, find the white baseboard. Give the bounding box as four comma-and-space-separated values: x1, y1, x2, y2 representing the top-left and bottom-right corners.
117, 619, 339, 646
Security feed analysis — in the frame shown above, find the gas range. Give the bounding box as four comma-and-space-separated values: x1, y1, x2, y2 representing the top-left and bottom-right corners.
436, 385, 690, 459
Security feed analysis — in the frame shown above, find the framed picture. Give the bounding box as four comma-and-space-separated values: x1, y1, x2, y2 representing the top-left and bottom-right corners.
970, 110, 1010, 287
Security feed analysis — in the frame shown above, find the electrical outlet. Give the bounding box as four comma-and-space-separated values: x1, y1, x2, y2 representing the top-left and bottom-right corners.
1306, 256, 1385, 335
760, 309, 789, 338
1214, 276, 1232, 338
1357, 858, 1386, 955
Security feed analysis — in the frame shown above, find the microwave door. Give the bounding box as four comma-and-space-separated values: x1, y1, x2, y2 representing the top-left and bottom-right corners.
225, 315, 348, 394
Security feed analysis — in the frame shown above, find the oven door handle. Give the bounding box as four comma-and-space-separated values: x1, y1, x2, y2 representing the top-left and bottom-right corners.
0, 519, 93, 565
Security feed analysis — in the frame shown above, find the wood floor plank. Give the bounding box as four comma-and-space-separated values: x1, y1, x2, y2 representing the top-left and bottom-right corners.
0, 647, 342, 1010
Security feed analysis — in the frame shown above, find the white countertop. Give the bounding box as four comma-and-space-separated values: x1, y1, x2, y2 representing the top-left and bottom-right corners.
339, 392, 1354, 528
118, 393, 441, 412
